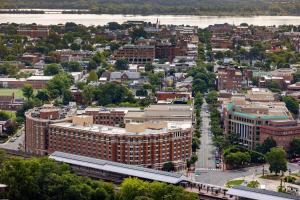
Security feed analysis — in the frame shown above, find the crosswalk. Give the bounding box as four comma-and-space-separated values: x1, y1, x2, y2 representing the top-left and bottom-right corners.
195, 168, 222, 171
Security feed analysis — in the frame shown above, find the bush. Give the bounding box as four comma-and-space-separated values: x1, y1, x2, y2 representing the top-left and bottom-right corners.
284, 176, 297, 183
247, 180, 260, 188
249, 150, 266, 164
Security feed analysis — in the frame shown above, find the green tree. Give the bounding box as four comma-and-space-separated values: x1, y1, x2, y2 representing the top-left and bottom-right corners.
87, 60, 97, 71
131, 28, 147, 39
283, 96, 299, 115
258, 137, 277, 154
35, 89, 50, 102
224, 151, 251, 169
145, 63, 154, 72
149, 73, 164, 87
95, 82, 134, 106
266, 147, 287, 175
107, 22, 123, 30
136, 89, 148, 97
46, 72, 72, 98
22, 84, 34, 100
247, 181, 260, 188
5, 120, 18, 135
206, 91, 218, 104
194, 92, 203, 108
87, 70, 98, 83
162, 162, 175, 172
0, 111, 10, 121
62, 61, 83, 72
83, 85, 96, 105
115, 59, 129, 70
267, 81, 281, 93
44, 64, 62, 76
70, 43, 81, 51
119, 178, 148, 200
289, 138, 300, 157
293, 71, 300, 83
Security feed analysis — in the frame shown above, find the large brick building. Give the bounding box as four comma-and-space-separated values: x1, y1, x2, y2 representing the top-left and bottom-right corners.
84, 107, 141, 127
114, 45, 155, 64
156, 91, 192, 101
25, 106, 192, 170
17, 25, 49, 39
47, 117, 192, 170
0, 76, 53, 89
224, 96, 292, 149
260, 120, 300, 151
0, 94, 23, 111
217, 67, 243, 92
155, 44, 186, 62
25, 106, 76, 155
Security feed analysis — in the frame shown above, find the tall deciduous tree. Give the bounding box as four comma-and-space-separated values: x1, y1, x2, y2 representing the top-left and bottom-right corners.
289, 138, 300, 157
44, 64, 62, 76
22, 84, 34, 100
115, 59, 129, 71
283, 96, 299, 115
87, 70, 98, 83
266, 147, 287, 175
258, 137, 277, 154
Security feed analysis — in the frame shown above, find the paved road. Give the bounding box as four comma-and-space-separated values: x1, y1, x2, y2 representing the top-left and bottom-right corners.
0, 128, 24, 151
195, 100, 216, 170
194, 163, 300, 186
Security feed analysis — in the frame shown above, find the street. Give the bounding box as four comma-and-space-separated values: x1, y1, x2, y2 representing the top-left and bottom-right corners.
0, 128, 24, 151
195, 100, 216, 170
194, 163, 300, 186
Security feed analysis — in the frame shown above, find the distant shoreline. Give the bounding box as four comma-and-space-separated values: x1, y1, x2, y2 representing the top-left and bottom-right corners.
0, 9, 300, 17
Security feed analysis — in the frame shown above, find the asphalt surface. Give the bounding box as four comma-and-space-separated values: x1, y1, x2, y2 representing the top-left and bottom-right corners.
0, 128, 24, 151
194, 163, 300, 186
195, 100, 216, 170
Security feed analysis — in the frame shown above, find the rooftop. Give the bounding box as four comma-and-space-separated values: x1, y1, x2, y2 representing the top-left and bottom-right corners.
49, 151, 188, 184
50, 121, 192, 136
85, 107, 141, 113
27, 76, 53, 81
228, 185, 300, 200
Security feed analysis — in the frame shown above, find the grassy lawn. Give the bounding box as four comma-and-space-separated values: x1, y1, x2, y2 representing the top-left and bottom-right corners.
226, 179, 244, 188
260, 174, 283, 180
0, 88, 24, 98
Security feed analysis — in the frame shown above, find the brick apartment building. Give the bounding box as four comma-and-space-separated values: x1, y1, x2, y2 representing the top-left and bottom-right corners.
17, 25, 49, 39
21, 54, 40, 64
25, 106, 192, 170
0, 76, 53, 89
260, 120, 300, 151
84, 107, 141, 127
155, 44, 186, 62
114, 44, 155, 64
0, 94, 23, 111
156, 91, 192, 101
217, 67, 243, 92
25, 106, 76, 155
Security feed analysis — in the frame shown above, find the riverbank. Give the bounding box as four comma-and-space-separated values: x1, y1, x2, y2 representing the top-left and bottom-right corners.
2, 14, 300, 28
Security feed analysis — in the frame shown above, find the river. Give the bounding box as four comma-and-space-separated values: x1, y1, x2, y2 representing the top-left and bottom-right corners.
2, 14, 300, 27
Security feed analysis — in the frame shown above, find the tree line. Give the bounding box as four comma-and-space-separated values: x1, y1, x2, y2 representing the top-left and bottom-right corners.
0, 150, 198, 200
4, 0, 300, 16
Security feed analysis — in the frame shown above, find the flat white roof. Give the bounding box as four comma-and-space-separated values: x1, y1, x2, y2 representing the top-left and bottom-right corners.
0, 78, 26, 81
50, 151, 188, 184
27, 76, 53, 81
50, 121, 191, 136
228, 186, 300, 200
